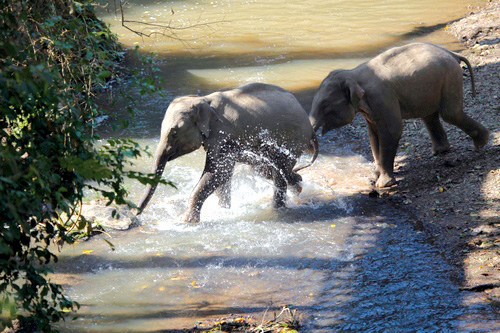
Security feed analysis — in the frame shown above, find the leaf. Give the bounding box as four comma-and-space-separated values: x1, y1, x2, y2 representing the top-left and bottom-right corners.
82, 250, 94, 255
97, 70, 111, 80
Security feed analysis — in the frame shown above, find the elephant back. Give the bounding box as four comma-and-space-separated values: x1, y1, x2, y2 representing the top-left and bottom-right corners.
214, 83, 313, 154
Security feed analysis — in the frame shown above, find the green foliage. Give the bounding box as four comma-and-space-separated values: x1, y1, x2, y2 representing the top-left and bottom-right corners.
0, 0, 166, 331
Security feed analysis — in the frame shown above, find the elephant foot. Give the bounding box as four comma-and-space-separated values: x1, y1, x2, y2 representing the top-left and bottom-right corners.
287, 172, 302, 193
370, 168, 381, 183
473, 129, 489, 151
273, 201, 286, 209
289, 182, 302, 196
216, 184, 231, 209
183, 210, 201, 223
375, 174, 396, 188
217, 192, 231, 209
273, 193, 287, 208
219, 200, 231, 209
431, 142, 451, 156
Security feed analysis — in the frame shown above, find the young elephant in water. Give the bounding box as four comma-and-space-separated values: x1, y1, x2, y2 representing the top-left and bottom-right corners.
309, 43, 489, 188
137, 83, 318, 222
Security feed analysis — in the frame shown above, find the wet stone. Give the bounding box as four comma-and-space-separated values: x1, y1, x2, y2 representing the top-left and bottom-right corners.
79, 201, 138, 230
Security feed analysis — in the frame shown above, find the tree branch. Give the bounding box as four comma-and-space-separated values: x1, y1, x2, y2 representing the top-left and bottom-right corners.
117, 1, 225, 42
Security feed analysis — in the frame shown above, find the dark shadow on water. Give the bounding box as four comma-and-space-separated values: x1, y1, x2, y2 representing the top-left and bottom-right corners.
399, 21, 456, 40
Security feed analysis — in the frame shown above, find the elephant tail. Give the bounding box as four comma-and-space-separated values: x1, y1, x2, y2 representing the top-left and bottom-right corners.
293, 133, 319, 173
456, 53, 476, 97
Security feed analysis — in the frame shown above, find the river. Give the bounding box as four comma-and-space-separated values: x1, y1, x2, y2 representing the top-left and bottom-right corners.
54, 0, 500, 331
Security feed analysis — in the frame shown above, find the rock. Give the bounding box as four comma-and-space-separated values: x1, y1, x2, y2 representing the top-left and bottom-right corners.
80, 202, 138, 230
59, 200, 139, 231
470, 224, 499, 236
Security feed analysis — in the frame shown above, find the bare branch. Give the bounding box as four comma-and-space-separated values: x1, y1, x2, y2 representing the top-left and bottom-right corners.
118, 1, 226, 43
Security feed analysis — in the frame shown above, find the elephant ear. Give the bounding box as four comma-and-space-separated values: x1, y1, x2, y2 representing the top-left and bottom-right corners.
344, 77, 365, 111
193, 100, 216, 139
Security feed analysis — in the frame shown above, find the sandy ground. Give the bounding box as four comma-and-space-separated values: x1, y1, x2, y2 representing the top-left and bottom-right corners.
340, 0, 500, 305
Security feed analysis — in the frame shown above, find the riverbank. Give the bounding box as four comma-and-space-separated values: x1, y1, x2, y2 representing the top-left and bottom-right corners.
362, 0, 500, 304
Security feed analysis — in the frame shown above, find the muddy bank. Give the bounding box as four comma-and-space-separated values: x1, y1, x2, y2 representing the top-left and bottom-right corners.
338, 0, 500, 304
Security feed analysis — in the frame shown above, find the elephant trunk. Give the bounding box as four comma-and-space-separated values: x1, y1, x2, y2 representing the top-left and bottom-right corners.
136, 147, 171, 215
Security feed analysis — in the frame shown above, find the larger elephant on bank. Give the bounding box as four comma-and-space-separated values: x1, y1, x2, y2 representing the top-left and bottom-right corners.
309, 43, 489, 188
137, 83, 318, 222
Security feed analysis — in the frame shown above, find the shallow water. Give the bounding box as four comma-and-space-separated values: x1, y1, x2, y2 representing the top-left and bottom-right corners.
101, 0, 479, 56
55, 140, 500, 332
96, 0, 485, 96
55, 0, 500, 331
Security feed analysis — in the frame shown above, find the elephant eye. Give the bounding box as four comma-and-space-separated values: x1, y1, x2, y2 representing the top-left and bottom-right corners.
321, 100, 330, 109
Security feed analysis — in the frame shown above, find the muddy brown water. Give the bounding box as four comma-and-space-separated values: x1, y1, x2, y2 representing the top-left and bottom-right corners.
54, 0, 500, 331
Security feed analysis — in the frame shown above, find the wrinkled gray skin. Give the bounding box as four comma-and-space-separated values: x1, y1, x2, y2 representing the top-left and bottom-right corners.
137, 83, 318, 222
310, 43, 489, 188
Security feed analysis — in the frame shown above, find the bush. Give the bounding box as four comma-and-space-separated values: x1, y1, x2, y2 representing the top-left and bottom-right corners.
0, 0, 162, 331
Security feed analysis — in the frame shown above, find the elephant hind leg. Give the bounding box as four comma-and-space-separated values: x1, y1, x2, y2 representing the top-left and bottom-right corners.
253, 163, 288, 206
271, 153, 302, 197
272, 168, 287, 208
439, 90, 489, 150
422, 112, 450, 155
366, 121, 382, 181
185, 155, 235, 223
287, 171, 303, 195
215, 170, 233, 209
441, 111, 489, 150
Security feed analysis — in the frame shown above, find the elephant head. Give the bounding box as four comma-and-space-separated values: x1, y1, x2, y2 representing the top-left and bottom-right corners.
309, 70, 366, 135
136, 96, 217, 214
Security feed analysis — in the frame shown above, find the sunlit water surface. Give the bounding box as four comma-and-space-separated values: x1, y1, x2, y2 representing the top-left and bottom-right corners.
55, 0, 500, 331
96, 0, 486, 94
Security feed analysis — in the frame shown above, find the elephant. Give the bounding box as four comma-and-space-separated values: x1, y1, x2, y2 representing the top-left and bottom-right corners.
136, 83, 319, 222
309, 42, 489, 188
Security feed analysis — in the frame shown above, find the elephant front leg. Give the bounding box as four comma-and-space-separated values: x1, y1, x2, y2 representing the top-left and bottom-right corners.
184, 172, 215, 223
375, 125, 402, 188
367, 122, 382, 182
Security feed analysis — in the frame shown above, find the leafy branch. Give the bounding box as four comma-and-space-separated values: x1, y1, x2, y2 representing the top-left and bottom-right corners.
0, 0, 171, 331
